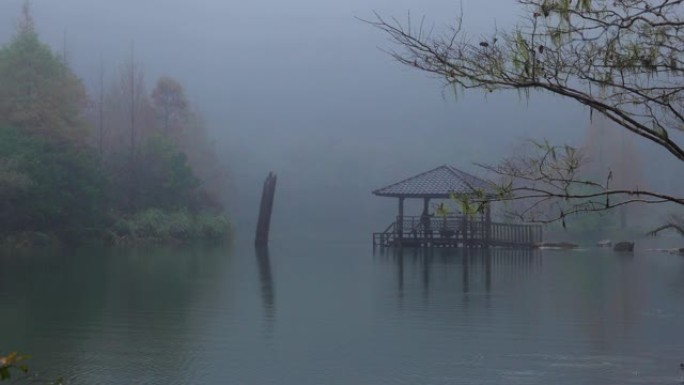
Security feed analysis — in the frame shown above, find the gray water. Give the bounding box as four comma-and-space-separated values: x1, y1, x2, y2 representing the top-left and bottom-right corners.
1, 241, 684, 385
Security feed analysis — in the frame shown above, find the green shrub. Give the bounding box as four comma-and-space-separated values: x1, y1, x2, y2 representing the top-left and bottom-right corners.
0, 126, 106, 242
110, 209, 230, 244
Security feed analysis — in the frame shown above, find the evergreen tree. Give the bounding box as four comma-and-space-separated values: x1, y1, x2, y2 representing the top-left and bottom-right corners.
0, 2, 87, 140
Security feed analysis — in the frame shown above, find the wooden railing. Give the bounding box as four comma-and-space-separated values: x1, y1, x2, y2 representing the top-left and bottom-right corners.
488, 222, 542, 247
373, 215, 542, 248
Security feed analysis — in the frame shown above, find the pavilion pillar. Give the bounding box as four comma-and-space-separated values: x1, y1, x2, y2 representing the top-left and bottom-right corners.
397, 197, 405, 241
485, 203, 492, 247
422, 198, 430, 216
421, 197, 431, 243
461, 213, 469, 247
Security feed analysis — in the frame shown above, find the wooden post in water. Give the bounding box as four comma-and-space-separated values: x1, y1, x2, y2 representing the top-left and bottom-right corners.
255, 172, 277, 246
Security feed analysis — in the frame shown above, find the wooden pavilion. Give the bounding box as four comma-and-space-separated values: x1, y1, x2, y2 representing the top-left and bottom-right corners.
372, 165, 542, 248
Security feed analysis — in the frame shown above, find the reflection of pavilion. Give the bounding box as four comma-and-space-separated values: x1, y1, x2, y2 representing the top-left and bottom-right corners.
375, 247, 542, 294
372, 165, 542, 248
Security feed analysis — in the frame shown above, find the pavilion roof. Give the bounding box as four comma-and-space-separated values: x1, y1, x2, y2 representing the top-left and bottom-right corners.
372, 165, 498, 199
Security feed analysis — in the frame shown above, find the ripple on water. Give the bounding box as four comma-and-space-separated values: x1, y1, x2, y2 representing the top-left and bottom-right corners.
2, 245, 684, 385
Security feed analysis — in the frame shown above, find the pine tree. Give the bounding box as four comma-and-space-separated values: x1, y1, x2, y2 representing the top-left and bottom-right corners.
0, 2, 88, 140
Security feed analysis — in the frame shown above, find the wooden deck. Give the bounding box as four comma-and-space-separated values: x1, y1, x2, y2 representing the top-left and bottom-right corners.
373, 215, 542, 249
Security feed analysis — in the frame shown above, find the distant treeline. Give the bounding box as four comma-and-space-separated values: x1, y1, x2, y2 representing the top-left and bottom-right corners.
0, 5, 230, 247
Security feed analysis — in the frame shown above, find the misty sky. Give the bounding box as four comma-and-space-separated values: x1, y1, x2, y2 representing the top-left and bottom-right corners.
1, 0, 674, 241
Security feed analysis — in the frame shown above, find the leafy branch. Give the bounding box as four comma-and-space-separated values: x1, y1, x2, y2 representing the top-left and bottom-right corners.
0, 352, 29, 381
366, 1, 684, 162
367, 0, 684, 223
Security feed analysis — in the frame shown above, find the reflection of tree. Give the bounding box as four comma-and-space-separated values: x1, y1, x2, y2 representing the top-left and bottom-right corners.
550, 253, 643, 351
0, 244, 232, 384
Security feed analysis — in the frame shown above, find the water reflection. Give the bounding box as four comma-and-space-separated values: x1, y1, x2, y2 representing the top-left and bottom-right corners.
2, 243, 683, 385
374, 247, 541, 295
0, 245, 233, 384
373, 247, 662, 354
254, 245, 276, 333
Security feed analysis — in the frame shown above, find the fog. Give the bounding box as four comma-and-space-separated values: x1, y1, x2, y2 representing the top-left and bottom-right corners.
1, 0, 677, 242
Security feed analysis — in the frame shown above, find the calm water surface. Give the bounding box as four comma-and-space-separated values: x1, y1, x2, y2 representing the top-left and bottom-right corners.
1, 241, 684, 384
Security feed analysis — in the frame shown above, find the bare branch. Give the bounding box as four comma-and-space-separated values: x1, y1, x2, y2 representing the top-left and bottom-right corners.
366, 0, 684, 161
368, 0, 684, 225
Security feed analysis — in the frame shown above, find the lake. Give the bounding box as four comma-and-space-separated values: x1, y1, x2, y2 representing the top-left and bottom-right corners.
1, 240, 684, 384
